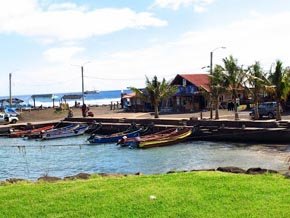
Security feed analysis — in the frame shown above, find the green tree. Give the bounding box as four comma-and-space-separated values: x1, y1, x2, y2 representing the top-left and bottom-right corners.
130, 76, 177, 118
222, 55, 245, 120
210, 65, 227, 119
246, 62, 269, 119
268, 60, 289, 120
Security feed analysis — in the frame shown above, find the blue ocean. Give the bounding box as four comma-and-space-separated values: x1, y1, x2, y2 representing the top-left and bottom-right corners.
0, 89, 131, 108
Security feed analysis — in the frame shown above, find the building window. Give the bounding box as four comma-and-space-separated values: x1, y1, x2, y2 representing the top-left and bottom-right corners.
182, 79, 186, 87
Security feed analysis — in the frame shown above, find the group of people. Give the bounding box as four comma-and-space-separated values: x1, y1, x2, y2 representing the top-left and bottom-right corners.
66, 103, 94, 118
227, 101, 235, 111
227, 98, 240, 111
81, 104, 94, 117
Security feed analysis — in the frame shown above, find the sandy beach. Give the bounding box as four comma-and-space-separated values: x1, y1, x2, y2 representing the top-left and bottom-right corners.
16, 105, 290, 124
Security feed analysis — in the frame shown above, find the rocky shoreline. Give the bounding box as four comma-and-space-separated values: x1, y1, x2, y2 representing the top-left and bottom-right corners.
1, 167, 289, 185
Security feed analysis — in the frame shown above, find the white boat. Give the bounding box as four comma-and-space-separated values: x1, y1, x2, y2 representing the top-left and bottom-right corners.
41, 124, 88, 140
84, 90, 99, 94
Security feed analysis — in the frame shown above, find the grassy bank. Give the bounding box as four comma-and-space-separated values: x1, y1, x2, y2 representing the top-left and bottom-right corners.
0, 172, 289, 217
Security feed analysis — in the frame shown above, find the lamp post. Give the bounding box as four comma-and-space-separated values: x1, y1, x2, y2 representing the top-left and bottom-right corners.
8, 69, 19, 108
209, 46, 226, 119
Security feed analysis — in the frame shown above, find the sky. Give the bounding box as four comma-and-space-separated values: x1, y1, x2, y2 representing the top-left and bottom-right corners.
1, 0, 290, 96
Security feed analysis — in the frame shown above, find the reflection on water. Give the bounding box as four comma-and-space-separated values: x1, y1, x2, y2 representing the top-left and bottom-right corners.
0, 136, 289, 180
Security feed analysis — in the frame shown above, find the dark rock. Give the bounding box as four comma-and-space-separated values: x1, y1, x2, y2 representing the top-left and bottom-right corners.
267, 169, 278, 174
38, 176, 61, 182
283, 172, 290, 179
246, 168, 268, 175
190, 169, 215, 172
6, 178, 25, 183
180, 170, 188, 173
64, 173, 91, 180
217, 166, 246, 174
98, 173, 124, 177
166, 170, 176, 174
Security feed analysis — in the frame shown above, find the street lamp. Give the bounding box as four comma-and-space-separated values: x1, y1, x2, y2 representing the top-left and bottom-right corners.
209, 46, 226, 119
8, 69, 19, 108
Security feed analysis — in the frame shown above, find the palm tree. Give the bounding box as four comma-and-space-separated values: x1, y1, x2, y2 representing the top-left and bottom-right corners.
246, 62, 269, 120
210, 65, 227, 119
222, 55, 245, 120
268, 60, 289, 120
130, 76, 177, 118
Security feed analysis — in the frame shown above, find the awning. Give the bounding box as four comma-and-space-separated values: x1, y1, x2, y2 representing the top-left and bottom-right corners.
62, 94, 83, 100
0, 98, 24, 104
31, 94, 54, 99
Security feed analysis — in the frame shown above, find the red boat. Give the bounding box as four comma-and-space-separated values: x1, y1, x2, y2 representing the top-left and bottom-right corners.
9, 125, 54, 138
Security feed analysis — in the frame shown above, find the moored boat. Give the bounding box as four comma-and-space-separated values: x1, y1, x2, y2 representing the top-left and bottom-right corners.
117, 127, 192, 148
88, 129, 141, 144
41, 124, 88, 140
9, 125, 54, 138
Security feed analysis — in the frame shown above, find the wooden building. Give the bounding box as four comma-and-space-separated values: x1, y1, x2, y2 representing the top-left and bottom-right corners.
168, 74, 210, 113
123, 73, 247, 113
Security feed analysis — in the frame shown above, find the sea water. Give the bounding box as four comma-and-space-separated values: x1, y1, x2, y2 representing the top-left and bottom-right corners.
0, 136, 289, 180
0, 89, 130, 108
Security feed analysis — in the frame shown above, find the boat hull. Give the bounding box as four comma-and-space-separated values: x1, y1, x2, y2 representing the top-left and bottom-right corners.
138, 128, 192, 148
88, 130, 140, 144
9, 125, 54, 138
42, 124, 88, 140
118, 128, 192, 148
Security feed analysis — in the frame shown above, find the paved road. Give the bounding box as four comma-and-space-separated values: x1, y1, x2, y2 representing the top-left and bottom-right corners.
93, 109, 290, 121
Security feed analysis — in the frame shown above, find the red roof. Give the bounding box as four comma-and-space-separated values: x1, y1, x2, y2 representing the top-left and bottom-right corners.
179, 74, 210, 91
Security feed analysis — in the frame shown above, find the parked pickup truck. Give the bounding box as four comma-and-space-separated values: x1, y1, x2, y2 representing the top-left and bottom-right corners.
0, 113, 18, 124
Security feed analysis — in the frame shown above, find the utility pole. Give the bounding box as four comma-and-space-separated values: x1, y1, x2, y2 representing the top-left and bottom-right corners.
81, 66, 84, 105
72, 62, 90, 106
209, 52, 213, 119
209, 47, 226, 119
9, 73, 12, 108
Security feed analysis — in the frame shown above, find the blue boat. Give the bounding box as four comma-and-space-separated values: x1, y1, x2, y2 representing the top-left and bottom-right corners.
87, 129, 141, 144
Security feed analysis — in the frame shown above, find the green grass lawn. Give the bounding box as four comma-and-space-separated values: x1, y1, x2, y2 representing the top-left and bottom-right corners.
0, 172, 289, 218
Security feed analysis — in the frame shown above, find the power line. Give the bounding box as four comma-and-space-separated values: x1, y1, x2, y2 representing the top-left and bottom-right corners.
84, 75, 144, 81
14, 76, 80, 87
84, 73, 177, 81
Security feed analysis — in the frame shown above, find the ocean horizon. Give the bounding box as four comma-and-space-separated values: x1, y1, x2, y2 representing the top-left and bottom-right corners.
0, 89, 131, 108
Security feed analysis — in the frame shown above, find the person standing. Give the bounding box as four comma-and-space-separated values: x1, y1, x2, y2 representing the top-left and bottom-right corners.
81, 104, 87, 117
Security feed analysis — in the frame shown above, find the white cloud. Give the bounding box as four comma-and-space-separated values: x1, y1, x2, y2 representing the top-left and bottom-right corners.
152, 0, 215, 11
85, 11, 290, 89
3, 10, 290, 95
43, 46, 85, 63
0, 0, 167, 42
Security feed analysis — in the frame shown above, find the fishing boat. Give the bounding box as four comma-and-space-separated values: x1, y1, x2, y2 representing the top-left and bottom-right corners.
9, 125, 54, 138
85, 122, 102, 134
117, 127, 192, 148
41, 124, 88, 140
88, 129, 141, 144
